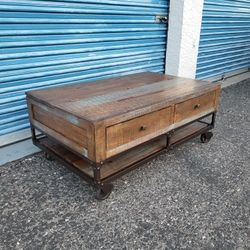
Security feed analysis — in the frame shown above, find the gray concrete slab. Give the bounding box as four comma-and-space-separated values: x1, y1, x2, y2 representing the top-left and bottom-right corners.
0, 139, 40, 166
0, 79, 249, 250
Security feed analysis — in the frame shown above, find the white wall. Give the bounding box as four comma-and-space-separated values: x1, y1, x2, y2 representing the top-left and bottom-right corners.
165, 0, 204, 79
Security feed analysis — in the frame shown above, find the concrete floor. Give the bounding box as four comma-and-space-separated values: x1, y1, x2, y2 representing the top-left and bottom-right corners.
0, 80, 249, 250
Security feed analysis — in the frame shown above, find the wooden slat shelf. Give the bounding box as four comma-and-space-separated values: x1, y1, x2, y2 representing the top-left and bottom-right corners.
39, 121, 209, 182
170, 122, 208, 145
40, 135, 166, 181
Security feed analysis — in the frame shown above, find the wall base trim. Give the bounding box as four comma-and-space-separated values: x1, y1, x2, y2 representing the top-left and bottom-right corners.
0, 139, 40, 166
210, 70, 250, 89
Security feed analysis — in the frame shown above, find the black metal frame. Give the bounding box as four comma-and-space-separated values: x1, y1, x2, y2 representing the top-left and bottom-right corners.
31, 111, 216, 200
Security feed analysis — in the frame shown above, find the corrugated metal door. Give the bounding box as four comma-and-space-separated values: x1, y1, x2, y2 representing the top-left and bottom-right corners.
0, 0, 169, 143
196, 0, 250, 79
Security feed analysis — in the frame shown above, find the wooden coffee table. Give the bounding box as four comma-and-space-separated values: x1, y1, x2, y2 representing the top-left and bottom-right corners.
26, 72, 221, 199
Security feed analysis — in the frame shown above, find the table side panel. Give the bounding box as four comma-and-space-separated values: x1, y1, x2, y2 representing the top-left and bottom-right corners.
27, 97, 95, 161
33, 105, 88, 148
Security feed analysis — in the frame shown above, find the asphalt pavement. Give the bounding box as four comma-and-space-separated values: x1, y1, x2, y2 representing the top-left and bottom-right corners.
0, 79, 249, 250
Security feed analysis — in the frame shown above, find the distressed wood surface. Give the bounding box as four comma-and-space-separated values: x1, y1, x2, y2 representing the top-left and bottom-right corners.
174, 90, 216, 123
33, 105, 88, 148
27, 98, 94, 160
27, 72, 220, 124
106, 106, 173, 157
27, 72, 221, 162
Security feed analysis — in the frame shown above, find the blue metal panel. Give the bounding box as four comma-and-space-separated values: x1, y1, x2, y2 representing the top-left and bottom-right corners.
196, 0, 250, 79
0, 0, 169, 137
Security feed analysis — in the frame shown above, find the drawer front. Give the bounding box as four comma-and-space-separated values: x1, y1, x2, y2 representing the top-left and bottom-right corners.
106, 106, 173, 154
174, 90, 216, 123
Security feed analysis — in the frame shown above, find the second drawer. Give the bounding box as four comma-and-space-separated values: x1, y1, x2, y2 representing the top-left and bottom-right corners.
174, 90, 216, 123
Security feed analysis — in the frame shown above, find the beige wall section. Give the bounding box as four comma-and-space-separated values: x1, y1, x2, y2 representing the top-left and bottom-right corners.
165, 0, 204, 79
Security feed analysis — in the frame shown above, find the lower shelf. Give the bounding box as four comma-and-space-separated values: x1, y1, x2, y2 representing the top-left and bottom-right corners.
40, 135, 166, 181
170, 121, 207, 145
38, 121, 209, 182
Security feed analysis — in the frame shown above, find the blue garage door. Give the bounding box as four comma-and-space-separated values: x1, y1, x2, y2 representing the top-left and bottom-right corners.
0, 0, 169, 143
196, 0, 250, 79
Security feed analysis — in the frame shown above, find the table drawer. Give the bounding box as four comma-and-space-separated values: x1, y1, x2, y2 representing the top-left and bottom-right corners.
106, 106, 173, 154
174, 90, 216, 123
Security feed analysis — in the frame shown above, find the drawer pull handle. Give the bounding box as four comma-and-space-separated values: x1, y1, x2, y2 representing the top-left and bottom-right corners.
139, 125, 147, 131
194, 104, 201, 110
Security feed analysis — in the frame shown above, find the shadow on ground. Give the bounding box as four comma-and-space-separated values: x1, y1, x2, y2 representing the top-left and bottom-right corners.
0, 80, 249, 249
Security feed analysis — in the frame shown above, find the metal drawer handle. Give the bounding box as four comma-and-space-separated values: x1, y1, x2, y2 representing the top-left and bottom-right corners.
139, 125, 147, 131
194, 104, 201, 110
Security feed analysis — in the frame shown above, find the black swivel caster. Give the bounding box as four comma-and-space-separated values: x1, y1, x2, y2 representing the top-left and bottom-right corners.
200, 132, 213, 143
96, 183, 114, 200
45, 152, 55, 161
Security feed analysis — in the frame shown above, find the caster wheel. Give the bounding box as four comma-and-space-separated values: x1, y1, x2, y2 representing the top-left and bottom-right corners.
96, 183, 113, 200
200, 132, 213, 143
45, 152, 55, 161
